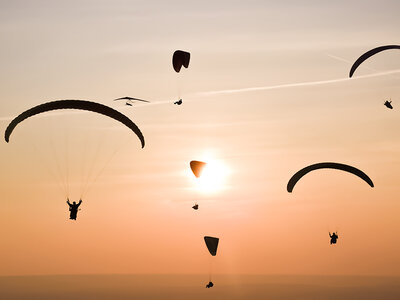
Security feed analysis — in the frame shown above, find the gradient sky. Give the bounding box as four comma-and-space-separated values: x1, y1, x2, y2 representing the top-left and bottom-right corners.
1, 0, 400, 277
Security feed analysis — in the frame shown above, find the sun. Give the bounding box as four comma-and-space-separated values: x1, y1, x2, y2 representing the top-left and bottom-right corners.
192, 158, 230, 194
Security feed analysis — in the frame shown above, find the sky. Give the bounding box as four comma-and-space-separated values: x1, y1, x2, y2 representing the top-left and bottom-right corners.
1, 0, 400, 277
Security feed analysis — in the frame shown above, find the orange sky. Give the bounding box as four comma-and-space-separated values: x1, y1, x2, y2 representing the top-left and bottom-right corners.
1, 0, 400, 276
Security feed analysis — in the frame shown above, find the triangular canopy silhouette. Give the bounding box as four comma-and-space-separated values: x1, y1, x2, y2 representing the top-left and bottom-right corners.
204, 236, 219, 256
190, 160, 207, 178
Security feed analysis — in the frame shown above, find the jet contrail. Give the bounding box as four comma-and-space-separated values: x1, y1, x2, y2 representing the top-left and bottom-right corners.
196, 69, 400, 97
2, 68, 399, 121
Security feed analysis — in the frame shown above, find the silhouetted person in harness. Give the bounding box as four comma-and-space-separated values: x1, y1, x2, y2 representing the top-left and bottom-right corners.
206, 281, 214, 288
384, 100, 393, 109
67, 198, 82, 220
329, 232, 338, 245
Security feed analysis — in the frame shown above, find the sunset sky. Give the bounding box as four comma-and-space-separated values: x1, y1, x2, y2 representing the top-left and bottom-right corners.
1, 0, 400, 278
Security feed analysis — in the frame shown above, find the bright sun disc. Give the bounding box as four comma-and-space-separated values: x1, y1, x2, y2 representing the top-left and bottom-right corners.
195, 159, 229, 194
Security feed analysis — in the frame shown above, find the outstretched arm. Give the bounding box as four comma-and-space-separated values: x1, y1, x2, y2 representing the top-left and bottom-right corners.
77, 199, 82, 207
67, 199, 72, 206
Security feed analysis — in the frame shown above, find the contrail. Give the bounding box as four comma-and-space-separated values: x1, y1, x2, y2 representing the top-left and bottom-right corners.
196, 69, 400, 97
1, 68, 399, 120
325, 53, 354, 64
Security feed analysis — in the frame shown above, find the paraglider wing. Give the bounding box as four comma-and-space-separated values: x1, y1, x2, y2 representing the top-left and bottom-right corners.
173, 50, 190, 73
114, 97, 150, 103
287, 162, 374, 192
349, 45, 400, 77
204, 236, 219, 256
5, 100, 145, 148
190, 160, 207, 178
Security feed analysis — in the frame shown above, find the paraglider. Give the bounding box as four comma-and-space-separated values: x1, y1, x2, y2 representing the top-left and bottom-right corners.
287, 162, 374, 193
67, 198, 82, 220
329, 232, 338, 245
114, 96, 150, 106
174, 99, 183, 105
204, 236, 219, 288
4, 99, 145, 148
172, 50, 190, 105
384, 100, 393, 109
190, 160, 207, 209
349, 45, 400, 77
172, 50, 190, 73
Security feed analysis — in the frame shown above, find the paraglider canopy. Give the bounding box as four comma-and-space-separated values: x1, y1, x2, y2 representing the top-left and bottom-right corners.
204, 236, 219, 256
190, 160, 207, 178
173, 50, 190, 73
349, 45, 400, 77
4, 99, 145, 148
287, 162, 374, 192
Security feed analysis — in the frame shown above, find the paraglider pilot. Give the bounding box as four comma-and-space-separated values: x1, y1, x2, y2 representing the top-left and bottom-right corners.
206, 281, 214, 288
67, 198, 82, 220
174, 99, 183, 105
384, 100, 393, 109
329, 232, 338, 245
192, 204, 199, 210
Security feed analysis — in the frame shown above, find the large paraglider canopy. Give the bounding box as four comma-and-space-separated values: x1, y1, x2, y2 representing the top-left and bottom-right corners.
349, 45, 400, 77
204, 236, 219, 256
173, 50, 190, 73
287, 162, 374, 193
5, 100, 145, 148
190, 160, 207, 178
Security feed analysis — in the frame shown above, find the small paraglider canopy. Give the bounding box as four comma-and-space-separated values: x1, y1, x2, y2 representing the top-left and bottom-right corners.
173, 50, 190, 73
204, 236, 219, 256
384, 100, 393, 109
174, 99, 183, 105
287, 162, 374, 193
190, 160, 207, 178
349, 45, 400, 77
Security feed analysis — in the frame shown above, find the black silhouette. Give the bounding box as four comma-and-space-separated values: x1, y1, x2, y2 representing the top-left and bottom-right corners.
206, 281, 214, 288
349, 45, 400, 78
329, 232, 338, 245
174, 99, 183, 105
114, 96, 150, 107
287, 162, 374, 193
172, 50, 190, 73
5, 99, 145, 148
204, 236, 219, 256
67, 199, 82, 220
384, 100, 393, 109
192, 204, 199, 210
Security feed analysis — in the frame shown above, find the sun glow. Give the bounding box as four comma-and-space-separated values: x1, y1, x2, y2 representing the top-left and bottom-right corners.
193, 158, 230, 194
